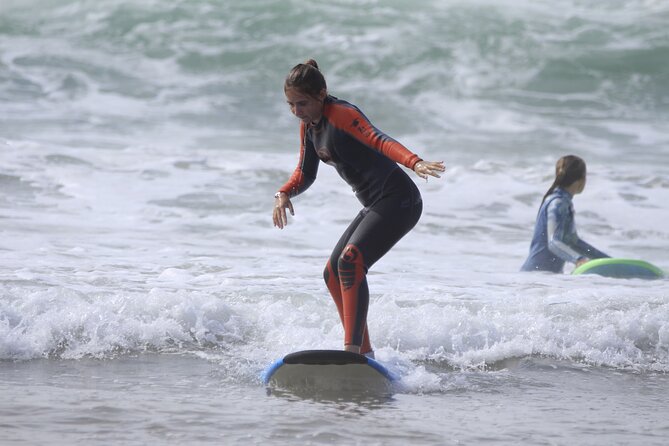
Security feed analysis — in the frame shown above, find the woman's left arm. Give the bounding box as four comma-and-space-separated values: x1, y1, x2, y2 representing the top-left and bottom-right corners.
413, 160, 445, 180
329, 103, 445, 177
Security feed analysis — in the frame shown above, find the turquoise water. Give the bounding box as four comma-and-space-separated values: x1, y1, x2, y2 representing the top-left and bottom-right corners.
2, 0, 668, 162
1, 1, 669, 444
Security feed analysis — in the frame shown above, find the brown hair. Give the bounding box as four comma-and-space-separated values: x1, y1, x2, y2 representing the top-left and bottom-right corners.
284, 59, 327, 98
541, 155, 586, 204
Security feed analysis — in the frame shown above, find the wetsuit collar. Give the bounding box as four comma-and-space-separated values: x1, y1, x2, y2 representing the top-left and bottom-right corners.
310, 96, 335, 127
554, 187, 573, 199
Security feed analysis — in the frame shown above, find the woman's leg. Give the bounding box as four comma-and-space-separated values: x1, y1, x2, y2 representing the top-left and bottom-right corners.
324, 258, 372, 354
324, 210, 373, 354
324, 171, 422, 353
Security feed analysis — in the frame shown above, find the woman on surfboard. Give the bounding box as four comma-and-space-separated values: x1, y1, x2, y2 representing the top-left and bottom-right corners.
521, 155, 609, 273
273, 59, 444, 358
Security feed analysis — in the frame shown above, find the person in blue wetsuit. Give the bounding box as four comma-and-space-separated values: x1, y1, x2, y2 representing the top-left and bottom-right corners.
272, 59, 445, 357
521, 155, 609, 273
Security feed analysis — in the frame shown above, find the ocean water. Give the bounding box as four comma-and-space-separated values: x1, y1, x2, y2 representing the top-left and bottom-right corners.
1, 0, 669, 444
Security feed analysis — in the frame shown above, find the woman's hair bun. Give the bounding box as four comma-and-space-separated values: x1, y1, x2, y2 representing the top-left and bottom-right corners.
284, 59, 326, 97
304, 59, 319, 70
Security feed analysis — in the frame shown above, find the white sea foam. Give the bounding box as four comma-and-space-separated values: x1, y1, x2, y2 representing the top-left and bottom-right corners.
3, 4, 669, 444
1, 0, 669, 387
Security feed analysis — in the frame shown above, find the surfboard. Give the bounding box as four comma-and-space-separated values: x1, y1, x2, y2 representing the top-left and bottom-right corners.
572, 258, 665, 279
262, 350, 397, 393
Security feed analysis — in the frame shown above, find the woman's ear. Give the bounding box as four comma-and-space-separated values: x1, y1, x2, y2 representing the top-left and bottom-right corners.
318, 89, 327, 102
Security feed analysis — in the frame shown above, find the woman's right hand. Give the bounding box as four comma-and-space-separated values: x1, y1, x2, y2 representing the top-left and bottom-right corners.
272, 192, 294, 229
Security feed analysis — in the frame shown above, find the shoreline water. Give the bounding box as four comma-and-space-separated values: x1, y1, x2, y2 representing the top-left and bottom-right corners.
2, 353, 669, 445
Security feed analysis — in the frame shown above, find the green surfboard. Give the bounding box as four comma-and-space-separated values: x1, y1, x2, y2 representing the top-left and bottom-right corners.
572, 258, 665, 279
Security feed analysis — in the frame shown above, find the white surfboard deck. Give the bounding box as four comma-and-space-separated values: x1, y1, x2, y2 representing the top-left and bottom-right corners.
262, 350, 397, 393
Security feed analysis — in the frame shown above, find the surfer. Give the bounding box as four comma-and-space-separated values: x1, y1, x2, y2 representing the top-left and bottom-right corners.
521, 155, 609, 273
272, 59, 445, 357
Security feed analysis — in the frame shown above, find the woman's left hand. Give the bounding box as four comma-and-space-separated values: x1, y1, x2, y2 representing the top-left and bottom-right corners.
413, 160, 445, 180
576, 257, 590, 267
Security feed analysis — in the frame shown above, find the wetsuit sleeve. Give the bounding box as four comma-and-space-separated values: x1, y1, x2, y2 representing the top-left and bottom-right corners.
572, 238, 610, 260
277, 122, 319, 198
546, 198, 609, 263
327, 103, 422, 170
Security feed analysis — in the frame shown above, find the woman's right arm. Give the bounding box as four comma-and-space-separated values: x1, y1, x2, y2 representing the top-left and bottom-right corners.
273, 125, 319, 229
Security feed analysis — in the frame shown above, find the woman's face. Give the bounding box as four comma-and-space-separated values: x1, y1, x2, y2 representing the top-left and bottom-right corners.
285, 88, 325, 125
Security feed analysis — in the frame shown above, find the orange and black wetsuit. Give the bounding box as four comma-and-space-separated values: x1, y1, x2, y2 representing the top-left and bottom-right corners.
278, 95, 423, 352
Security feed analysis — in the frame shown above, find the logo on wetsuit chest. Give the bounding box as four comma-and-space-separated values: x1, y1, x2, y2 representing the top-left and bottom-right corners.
351, 119, 372, 138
